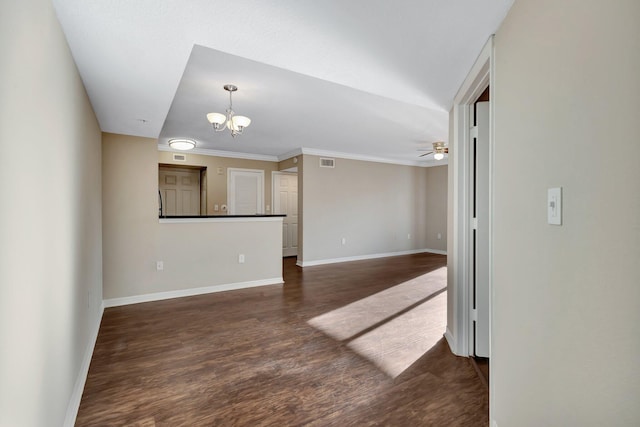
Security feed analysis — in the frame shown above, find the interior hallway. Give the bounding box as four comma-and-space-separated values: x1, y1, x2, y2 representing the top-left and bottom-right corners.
76, 253, 488, 426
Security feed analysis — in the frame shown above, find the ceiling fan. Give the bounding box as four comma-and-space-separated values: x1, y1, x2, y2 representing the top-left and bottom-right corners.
418, 141, 448, 160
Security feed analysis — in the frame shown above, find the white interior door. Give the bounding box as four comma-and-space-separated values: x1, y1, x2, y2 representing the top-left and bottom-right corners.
228, 168, 264, 215
273, 172, 298, 257
473, 101, 490, 357
159, 166, 201, 215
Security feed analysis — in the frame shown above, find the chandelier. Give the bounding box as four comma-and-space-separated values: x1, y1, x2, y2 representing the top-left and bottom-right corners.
206, 84, 251, 137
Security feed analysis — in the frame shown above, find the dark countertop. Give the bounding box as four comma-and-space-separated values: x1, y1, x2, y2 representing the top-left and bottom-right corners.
159, 214, 286, 219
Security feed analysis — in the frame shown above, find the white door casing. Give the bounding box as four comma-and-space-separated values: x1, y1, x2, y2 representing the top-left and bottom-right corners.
272, 172, 298, 257
228, 168, 264, 215
447, 35, 494, 359
473, 101, 490, 358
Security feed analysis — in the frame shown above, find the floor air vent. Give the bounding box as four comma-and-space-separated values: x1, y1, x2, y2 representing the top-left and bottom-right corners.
320, 157, 335, 168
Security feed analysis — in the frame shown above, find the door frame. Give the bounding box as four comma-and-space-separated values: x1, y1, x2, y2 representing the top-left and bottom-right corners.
272, 171, 299, 257
227, 168, 264, 215
446, 35, 494, 358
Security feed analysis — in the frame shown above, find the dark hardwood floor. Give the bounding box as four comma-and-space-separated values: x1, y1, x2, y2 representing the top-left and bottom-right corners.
76, 253, 488, 426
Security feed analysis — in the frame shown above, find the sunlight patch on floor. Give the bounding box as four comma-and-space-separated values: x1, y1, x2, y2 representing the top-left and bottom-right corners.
347, 291, 446, 378
307, 267, 447, 378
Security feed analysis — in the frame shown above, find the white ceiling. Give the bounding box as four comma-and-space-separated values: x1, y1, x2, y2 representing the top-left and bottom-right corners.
52, 0, 513, 165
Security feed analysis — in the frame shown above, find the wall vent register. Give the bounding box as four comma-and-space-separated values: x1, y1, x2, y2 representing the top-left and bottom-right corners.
320, 158, 335, 168
173, 154, 187, 161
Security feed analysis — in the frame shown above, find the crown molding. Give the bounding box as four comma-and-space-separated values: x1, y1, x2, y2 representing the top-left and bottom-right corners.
298, 147, 448, 168
157, 144, 447, 167
277, 148, 304, 162
157, 145, 279, 162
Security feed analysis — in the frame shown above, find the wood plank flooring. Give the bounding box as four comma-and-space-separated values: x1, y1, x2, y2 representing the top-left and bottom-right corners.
76, 253, 488, 426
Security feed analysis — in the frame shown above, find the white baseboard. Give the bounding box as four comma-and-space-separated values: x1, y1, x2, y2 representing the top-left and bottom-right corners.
297, 248, 447, 267
63, 301, 104, 427
444, 327, 457, 355
103, 277, 284, 308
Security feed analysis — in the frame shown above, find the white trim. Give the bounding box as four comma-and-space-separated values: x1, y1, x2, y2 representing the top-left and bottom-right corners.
159, 216, 283, 224
449, 35, 494, 358
299, 147, 444, 168
444, 327, 456, 353
103, 278, 284, 308
277, 148, 304, 162
453, 39, 493, 105
158, 144, 279, 162
297, 248, 446, 267
159, 145, 447, 168
489, 36, 497, 427
63, 301, 104, 427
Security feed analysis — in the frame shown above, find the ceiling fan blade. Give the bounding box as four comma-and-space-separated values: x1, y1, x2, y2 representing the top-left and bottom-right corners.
444, 148, 449, 153
419, 151, 434, 157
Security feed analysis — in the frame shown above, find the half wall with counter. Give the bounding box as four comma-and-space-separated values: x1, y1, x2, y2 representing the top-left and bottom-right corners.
103, 133, 283, 306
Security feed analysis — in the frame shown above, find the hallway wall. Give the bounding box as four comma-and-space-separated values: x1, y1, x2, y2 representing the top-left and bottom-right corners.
0, 1, 103, 425
492, 0, 640, 424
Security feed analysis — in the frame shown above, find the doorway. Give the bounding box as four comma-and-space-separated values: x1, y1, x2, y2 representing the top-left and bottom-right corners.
447, 35, 494, 359
472, 89, 490, 359
227, 168, 264, 215
272, 172, 298, 257
447, 34, 494, 423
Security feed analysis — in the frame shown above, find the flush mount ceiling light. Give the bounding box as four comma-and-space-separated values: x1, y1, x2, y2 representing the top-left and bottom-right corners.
168, 138, 196, 150
206, 84, 251, 137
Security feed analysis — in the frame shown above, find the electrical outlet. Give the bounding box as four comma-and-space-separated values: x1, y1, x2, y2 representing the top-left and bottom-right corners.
156, 261, 164, 271
437, 233, 442, 240
341, 237, 346, 245
407, 233, 411, 240
238, 254, 245, 264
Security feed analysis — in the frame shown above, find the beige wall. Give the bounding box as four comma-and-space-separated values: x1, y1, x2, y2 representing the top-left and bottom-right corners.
277, 156, 300, 172
492, 0, 640, 425
104, 134, 282, 300
424, 165, 447, 251
0, 1, 103, 426
300, 154, 446, 263
158, 151, 278, 214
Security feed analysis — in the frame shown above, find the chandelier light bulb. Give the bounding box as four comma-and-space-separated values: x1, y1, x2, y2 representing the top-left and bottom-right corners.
232, 115, 251, 128
434, 152, 445, 160
206, 112, 226, 126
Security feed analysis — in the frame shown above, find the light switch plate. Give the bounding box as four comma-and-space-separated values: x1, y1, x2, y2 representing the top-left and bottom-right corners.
547, 187, 562, 225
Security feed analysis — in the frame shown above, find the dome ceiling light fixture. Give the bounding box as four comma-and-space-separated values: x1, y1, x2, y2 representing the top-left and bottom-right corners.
168, 138, 196, 150
206, 84, 251, 137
